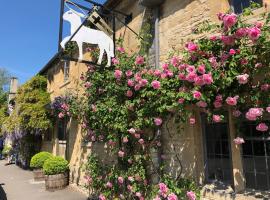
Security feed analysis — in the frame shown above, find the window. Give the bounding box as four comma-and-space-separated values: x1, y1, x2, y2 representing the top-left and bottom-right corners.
231, 0, 263, 14
44, 129, 52, 141
57, 118, 68, 141
63, 61, 70, 82
201, 113, 233, 184
241, 121, 270, 190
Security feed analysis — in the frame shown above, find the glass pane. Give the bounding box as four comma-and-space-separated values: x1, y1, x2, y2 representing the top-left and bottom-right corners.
266, 142, 270, 156
254, 157, 267, 172
243, 140, 253, 156
245, 172, 256, 189
256, 173, 268, 190
243, 156, 254, 172
253, 141, 265, 156
221, 141, 229, 155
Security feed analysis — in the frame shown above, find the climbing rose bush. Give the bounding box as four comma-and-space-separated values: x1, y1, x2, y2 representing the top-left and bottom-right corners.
66, 8, 270, 200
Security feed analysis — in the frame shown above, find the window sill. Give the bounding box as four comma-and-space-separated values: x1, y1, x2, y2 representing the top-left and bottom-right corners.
59, 81, 70, 89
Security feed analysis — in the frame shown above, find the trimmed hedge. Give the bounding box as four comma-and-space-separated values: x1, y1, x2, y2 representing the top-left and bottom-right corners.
43, 156, 69, 175
30, 152, 53, 169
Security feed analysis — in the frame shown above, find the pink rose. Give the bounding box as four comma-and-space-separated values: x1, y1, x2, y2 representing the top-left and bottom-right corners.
194, 76, 204, 86
162, 63, 169, 70
256, 123, 268, 132
128, 176, 134, 182
196, 101, 207, 108
197, 64, 206, 74
168, 193, 178, 200
214, 101, 222, 108
186, 65, 196, 73
106, 182, 113, 188
202, 73, 213, 85
223, 13, 237, 28
158, 183, 168, 194
135, 192, 142, 198
266, 107, 270, 113
213, 115, 222, 123
229, 49, 236, 55
128, 128, 136, 134
122, 137, 129, 143
178, 73, 186, 80
233, 110, 241, 117
139, 79, 148, 87
84, 81, 92, 88
99, 194, 106, 200
236, 74, 249, 84
248, 27, 261, 41
154, 69, 161, 77
135, 56, 144, 65
221, 35, 235, 46
112, 58, 119, 65
186, 42, 198, 52
151, 80, 161, 89
117, 47, 125, 53
171, 57, 180, 67
118, 176, 124, 184
233, 137, 245, 145
186, 72, 197, 82
235, 28, 248, 38
114, 70, 122, 79
225, 96, 238, 106
187, 191, 196, 200
125, 70, 133, 77
118, 150, 125, 157
58, 112, 65, 119
189, 117, 196, 125
154, 118, 163, 126
193, 91, 202, 100
261, 84, 270, 91
138, 139, 144, 144
210, 35, 217, 41
127, 79, 134, 87
178, 98, 185, 104
126, 90, 133, 97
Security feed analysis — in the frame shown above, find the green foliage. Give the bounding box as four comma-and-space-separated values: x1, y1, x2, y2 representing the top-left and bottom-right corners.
30, 151, 53, 169
43, 156, 69, 175
2, 145, 12, 156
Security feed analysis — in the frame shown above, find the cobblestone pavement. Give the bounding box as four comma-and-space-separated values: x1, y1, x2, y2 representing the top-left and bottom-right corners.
0, 160, 87, 200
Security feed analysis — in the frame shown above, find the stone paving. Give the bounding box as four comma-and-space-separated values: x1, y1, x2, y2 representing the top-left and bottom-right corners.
0, 160, 87, 200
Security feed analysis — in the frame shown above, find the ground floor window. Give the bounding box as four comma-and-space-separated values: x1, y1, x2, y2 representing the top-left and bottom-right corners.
57, 118, 68, 141
241, 122, 270, 190
202, 114, 233, 185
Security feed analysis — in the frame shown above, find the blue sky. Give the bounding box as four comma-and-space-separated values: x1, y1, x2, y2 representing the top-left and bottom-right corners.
0, 0, 106, 84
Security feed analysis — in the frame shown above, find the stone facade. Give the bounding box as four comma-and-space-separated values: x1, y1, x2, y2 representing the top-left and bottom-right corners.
40, 0, 270, 199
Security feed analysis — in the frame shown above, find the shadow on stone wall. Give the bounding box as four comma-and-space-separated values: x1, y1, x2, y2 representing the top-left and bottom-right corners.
0, 183, 7, 200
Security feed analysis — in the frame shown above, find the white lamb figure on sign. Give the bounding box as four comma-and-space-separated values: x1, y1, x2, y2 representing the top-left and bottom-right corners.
60, 9, 114, 66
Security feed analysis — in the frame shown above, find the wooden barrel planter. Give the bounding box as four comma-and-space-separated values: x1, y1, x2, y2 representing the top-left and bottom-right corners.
33, 169, 45, 181
45, 172, 69, 191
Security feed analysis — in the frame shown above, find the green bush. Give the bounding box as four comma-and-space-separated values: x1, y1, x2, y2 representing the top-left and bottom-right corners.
30, 152, 53, 169
43, 156, 69, 175
2, 145, 12, 156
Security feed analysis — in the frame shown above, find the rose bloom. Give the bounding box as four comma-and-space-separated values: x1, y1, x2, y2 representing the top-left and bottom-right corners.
99, 194, 106, 200
186, 42, 198, 52
151, 80, 161, 89
256, 123, 269, 132
248, 27, 261, 41
58, 112, 65, 119
112, 58, 119, 65
202, 73, 213, 85
171, 57, 180, 67
223, 13, 237, 28
178, 98, 185, 104
126, 90, 133, 97
118, 176, 124, 184
118, 150, 125, 157
186, 65, 196, 73
196, 101, 207, 108
123, 137, 129, 143
186, 72, 197, 82
225, 96, 238, 106
261, 84, 270, 91
84, 81, 92, 88
153, 196, 161, 200
236, 74, 249, 84
210, 35, 217, 41
134, 84, 141, 91
125, 70, 133, 77
221, 35, 235, 46
158, 183, 168, 194
117, 47, 125, 53
189, 117, 196, 125
214, 100, 222, 108
127, 79, 134, 87
186, 191, 196, 200
134, 133, 141, 139
213, 115, 222, 123
194, 76, 204, 86
266, 107, 270, 113
233, 137, 245, 145
193, 91, 202, 100
106, 182, 113, 188
233, 110, 242, 117
114, 69, 122, 79
128, 128, 136, 134
168, 193, 178, 200
162, 63, 169, 70
154, 69, 161, 77
138, 139, 144, 145
154, 117, 163, 126
178, 73, 186, 80
229, 49, 236, 55
135, 56, 144, 65
235, 28, 248, 38
139, 79, 148, 87
197, 64, 205, 74
128, 176, 134, 182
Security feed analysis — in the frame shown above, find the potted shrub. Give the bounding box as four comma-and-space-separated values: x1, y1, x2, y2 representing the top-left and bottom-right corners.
30, 152, 53, 181
43, 156, 69, 191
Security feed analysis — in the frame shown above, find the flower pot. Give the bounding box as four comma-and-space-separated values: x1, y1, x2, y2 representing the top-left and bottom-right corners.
33, 169, 45, 181
45, 172, 69, 191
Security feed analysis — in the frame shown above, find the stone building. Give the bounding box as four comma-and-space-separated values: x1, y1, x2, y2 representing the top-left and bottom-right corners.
39, 0, 270, 199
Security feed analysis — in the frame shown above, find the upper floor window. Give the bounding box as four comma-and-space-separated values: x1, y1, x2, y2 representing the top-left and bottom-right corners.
231, 0, 263, 14
64, 61, 70, 82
